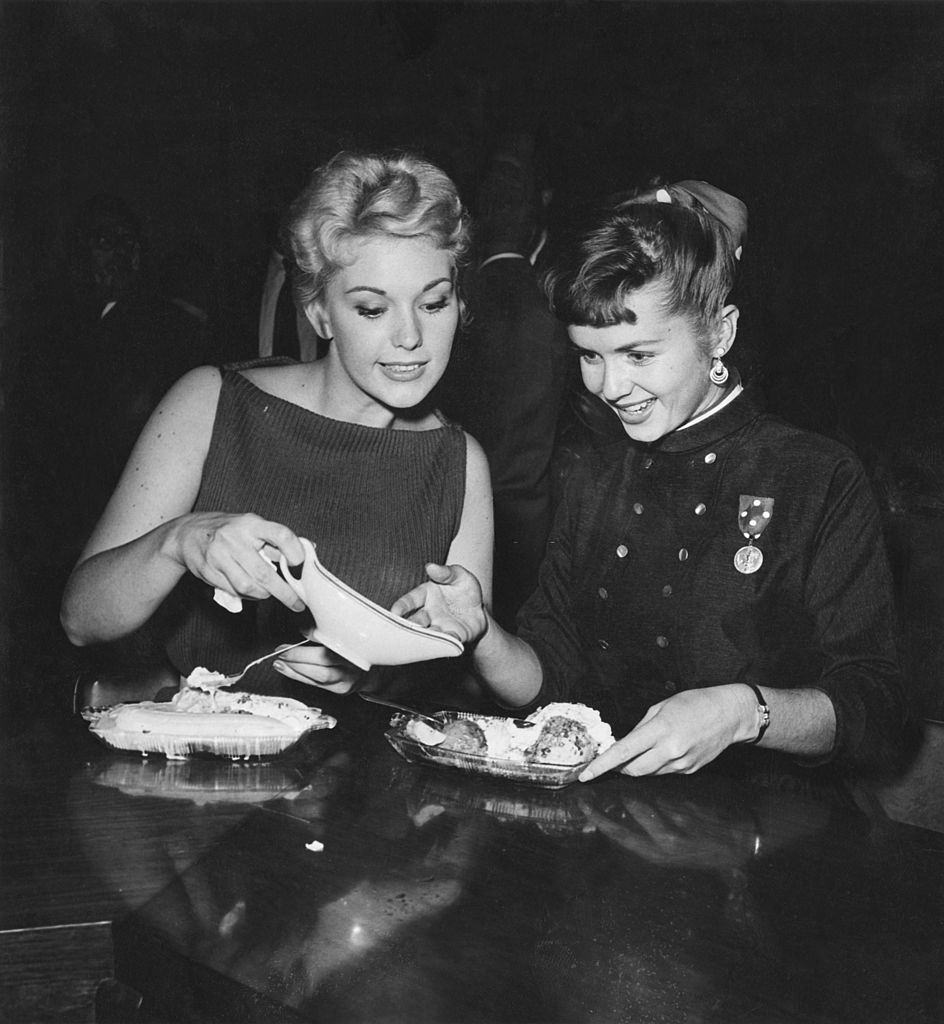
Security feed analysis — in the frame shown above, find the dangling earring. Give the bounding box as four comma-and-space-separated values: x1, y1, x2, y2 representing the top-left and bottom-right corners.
709, 356, 729, 385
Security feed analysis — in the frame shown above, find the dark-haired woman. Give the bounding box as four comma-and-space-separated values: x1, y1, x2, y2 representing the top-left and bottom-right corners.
394, 181, 911, 780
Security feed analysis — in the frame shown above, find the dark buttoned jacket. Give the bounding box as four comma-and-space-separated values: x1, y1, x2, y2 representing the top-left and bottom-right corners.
517, 386, 911, 772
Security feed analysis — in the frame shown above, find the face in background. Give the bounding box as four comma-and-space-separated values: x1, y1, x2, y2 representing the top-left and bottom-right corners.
568, 280, 737, 443
76, 213, 142, 306
307, 234, 458, 426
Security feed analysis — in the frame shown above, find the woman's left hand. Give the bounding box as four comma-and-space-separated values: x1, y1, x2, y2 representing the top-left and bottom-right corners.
390, 563, 488, 644
273, 641, 365, 694
578, 685, 756, 781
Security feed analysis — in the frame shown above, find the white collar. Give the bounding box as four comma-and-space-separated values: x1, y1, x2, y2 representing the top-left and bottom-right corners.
677, 382, 744, 431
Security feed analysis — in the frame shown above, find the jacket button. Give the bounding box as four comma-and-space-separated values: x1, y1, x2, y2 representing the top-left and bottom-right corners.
662, 584, 673, 597
694, 503, 707, 516
644, 457, 654, 469
598, 639, 610, 651
616, 544, 628, 558
704, 452, 717, 464
633, 503, 644, 515
598, 587, 608, 600
656, 635, 669, 648
678, 548, 689, 561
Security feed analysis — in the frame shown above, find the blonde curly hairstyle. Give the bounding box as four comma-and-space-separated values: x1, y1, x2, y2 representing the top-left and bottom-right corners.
285, 151, 470, 310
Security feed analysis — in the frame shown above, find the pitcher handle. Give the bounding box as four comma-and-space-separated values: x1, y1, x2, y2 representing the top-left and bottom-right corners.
280, 536, 316, 605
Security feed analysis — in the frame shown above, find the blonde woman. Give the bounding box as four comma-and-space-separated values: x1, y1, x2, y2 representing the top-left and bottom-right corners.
62, 152, 492, 694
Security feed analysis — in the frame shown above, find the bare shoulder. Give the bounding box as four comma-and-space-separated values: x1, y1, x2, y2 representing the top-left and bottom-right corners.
79, 366, 223, 558
238, 361, 311, 402
463, 430, 489, 467
463, 431, 492, 493
145, 365, 222, 437
161, 364, 223, 408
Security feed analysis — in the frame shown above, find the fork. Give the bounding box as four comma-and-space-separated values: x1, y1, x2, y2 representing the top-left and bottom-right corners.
210, 639, 311, 687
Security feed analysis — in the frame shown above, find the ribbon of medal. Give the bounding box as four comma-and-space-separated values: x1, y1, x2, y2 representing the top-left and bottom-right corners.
734, 495, 774, 574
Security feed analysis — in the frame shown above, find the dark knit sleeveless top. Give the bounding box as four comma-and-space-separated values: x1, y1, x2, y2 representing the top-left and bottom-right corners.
163, 370, 466, 676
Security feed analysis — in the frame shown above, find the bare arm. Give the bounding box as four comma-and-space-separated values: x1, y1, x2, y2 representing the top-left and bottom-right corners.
470, 609, 544, 708
391, 562, 544, 709
61, 367, 306, 645
445, 434, 495, 606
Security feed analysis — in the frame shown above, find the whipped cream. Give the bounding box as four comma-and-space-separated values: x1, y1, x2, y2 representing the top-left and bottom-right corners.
185, 666, 232, 691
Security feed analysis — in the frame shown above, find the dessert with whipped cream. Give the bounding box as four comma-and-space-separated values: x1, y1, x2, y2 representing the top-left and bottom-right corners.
184, 666, 232, 690
408, 702, 614, 766
87, 681, 336, 759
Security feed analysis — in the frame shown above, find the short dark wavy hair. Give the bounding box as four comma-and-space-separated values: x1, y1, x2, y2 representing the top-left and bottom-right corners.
543, 186, 739, 332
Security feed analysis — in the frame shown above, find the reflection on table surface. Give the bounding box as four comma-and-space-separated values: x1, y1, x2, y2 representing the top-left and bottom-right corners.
88, 756, 304, 805
3, 695, 943, 1023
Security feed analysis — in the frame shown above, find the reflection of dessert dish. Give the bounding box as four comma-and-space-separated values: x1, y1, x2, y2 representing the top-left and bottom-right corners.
85, 685, 336, 759
408, 775, 594, 836
391, 703, 614, 788
90, 758, 301, 805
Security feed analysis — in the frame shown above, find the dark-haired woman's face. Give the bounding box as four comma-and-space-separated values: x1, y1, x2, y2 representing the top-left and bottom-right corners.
310, 235, 458, 425
568, 282, 729, 443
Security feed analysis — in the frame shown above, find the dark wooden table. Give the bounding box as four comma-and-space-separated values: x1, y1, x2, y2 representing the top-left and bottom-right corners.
3, 692, 943, 1024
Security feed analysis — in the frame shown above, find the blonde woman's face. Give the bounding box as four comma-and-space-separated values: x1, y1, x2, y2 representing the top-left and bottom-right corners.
309, 235, 458, 424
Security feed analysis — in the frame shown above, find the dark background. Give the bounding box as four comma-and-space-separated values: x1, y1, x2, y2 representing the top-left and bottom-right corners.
2, 1, 943, 729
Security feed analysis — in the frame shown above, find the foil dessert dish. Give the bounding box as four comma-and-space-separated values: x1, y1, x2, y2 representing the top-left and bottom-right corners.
84, 683, 336, 760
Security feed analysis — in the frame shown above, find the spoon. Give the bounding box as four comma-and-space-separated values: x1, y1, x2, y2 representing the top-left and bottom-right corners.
358, 692, 536, 729
358, 692, 444, 729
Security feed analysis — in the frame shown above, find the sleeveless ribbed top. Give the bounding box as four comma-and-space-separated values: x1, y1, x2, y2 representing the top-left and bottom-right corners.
164, 370, 466, 676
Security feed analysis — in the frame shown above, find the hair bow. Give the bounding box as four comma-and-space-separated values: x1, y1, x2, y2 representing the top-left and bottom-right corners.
657, 180, 747, 259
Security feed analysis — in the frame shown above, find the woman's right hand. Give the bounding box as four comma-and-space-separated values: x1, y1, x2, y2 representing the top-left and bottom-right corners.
167, 511, 307, 612
273, 641, 366, 694
390, 563, 488, 644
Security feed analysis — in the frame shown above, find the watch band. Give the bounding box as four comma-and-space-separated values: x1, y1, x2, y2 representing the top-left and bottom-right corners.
743, 682, 770, 745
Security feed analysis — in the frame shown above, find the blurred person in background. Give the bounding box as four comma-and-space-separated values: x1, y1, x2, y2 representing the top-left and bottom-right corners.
9, 197, 207, 617
440, 130, 568, 628
159, 238, 225, 367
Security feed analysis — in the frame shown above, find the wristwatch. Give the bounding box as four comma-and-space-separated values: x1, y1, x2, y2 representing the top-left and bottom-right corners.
743, 682, 770, 745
